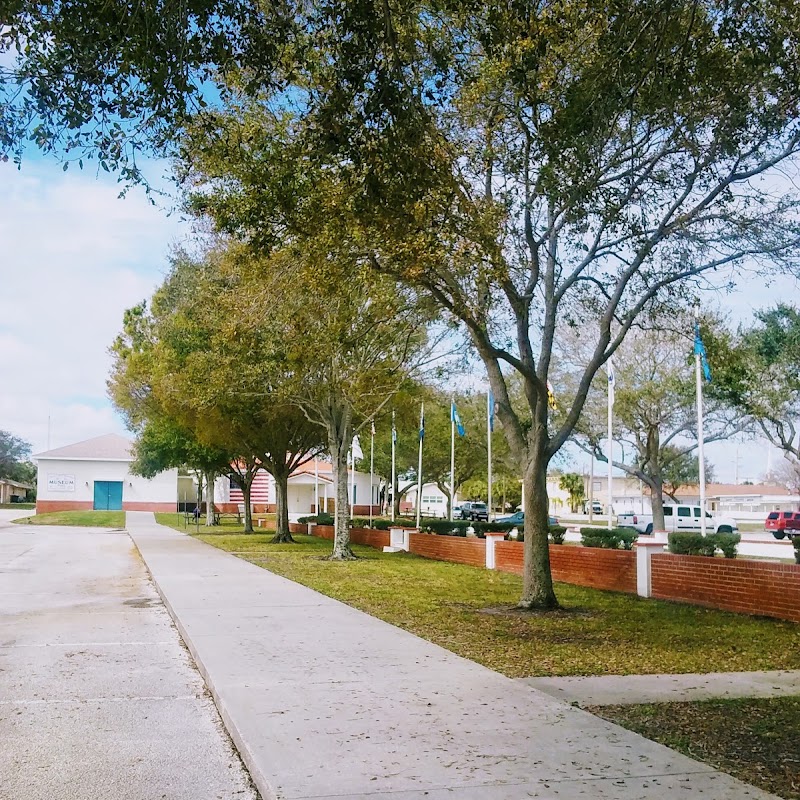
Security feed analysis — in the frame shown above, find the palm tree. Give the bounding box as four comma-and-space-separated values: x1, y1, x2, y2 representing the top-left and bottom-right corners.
558, 473, 586, 514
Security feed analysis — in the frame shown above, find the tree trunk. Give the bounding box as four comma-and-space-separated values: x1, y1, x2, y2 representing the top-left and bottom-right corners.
205, 472, 216, 527
649, 475, 665, 532
242, 477, 254, 533
519, 455, 559, 610
271, 471, 294, 543
329, 426, 356, 560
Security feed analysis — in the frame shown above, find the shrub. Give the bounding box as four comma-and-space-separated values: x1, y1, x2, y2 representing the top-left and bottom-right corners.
793, 538, 800, 564
549, 525, 567, 545
421, 520, 471, 536
297, 514, 334, 525
667, 531, 716, 557
580, 527, 636, 549
708, 531, 741, 559
351, 517, 394, 530
618, 529, 638, 551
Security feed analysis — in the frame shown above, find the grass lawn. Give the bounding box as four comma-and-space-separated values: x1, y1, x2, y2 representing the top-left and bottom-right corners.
591, 697, 800, 800
0, 502, 35, 510
156, 512, 276, 535
13, 510, 126, 527
187, 531, 800, 679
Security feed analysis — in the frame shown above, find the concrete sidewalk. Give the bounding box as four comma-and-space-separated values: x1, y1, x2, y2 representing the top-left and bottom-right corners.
126, 512, 778, 799
0, 521, 257, 800
522, 670, 800, 707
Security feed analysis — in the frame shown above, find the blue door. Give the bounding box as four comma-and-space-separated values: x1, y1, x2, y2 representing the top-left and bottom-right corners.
93, 481, 123, 510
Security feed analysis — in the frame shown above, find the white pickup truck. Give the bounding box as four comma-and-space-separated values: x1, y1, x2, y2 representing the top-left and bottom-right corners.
617, 504, 738, 535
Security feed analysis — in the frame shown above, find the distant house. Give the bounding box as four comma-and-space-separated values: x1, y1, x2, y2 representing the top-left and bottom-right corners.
667, 483, 799, 516
0, 478, 32, 504
400, 482, 452, 518
33, 434, 178, 514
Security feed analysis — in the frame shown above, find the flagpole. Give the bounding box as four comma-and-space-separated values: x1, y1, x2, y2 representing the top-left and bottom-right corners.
487, 391, 493, 523
450, 397, 455, 522
369, 423, 375, 528
695, 314, 707, 536
607, 363, 614, 531
416, 402, 424, 530
391, 410, 396, 522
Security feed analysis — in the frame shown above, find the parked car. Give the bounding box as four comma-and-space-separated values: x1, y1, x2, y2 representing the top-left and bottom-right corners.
583, 500, 603, 515
459, 501, 489, 521
494, 511, 559, 526
617, 504, 737, 535
765, 510, 800, 540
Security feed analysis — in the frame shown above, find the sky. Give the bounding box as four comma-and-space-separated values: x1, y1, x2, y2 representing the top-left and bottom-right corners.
2, 152, 799, 482
0, 157, 190, 455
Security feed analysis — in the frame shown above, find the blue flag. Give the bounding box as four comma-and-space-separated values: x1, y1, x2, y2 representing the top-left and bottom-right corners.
451, 401, 466, 437
694, 323, 712, 382
488, 390, 495, 432
419, 405, 425, 441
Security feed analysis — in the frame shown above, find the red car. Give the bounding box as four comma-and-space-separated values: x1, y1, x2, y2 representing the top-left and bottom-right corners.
765, 510, 800, 539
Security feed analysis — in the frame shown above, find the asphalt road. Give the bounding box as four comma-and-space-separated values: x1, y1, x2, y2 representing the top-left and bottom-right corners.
0, 511, 258, 800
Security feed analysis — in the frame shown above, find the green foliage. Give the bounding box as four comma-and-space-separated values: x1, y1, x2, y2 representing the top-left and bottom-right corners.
667, 531, 740, 558
558, 473, 585, 513
668, 532, 717, 557
11, 0, 800, 608
419, 519, 513, 537
548, 525, 567, 545
350, 516, 393, 530
297, 514, 335, 525
580, 527, 637, 551
709, 532, 741, 559
713, 305, 800, 465
0, 430, 32, 481
793, 538, 800, 565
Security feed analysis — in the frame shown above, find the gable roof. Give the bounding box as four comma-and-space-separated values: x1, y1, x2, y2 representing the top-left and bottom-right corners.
34, 433, 133, 462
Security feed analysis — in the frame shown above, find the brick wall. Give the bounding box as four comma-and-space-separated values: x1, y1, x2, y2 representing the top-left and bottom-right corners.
350, 527, 392, 549
313, 524, 335, 540
36, 500, 94, 513
302, 524, 800, 625
407, 533, 486, 568
651, 553, 800, 623
122, 502, 178, 512
495, 541, 637, 594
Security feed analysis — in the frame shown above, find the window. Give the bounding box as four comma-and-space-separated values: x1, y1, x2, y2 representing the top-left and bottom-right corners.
693, 508, 701, 518
592, 480, 601, 490
768, 512, 779, 520
663, 507, 673, 517
677, 507, 690, 517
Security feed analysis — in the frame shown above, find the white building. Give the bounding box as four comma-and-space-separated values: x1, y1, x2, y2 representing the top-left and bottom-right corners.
401, 482, 453, 518
34, 434, 178, 513
218, 458, 381, 521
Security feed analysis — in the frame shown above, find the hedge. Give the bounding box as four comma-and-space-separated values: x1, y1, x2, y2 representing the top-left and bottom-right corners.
667, 531, 741, 558
793, 538, 800, 564
297, 514, 334, 525
580, 527, 637, 550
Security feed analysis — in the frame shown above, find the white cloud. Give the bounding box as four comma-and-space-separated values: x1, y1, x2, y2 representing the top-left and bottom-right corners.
0, 160, 189, 451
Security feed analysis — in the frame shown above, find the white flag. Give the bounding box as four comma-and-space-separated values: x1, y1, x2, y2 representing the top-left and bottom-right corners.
607, 359, 616, 407
352, 435, 364, 461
